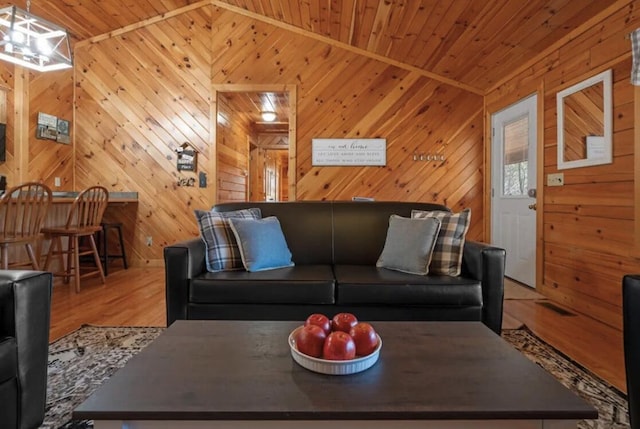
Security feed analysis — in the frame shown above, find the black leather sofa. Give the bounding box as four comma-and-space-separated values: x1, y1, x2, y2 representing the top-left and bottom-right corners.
165, 201, 506, 334
0, 270, 52, 429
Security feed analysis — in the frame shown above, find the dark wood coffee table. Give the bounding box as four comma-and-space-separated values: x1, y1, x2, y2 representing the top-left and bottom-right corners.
74, 320, 597, 428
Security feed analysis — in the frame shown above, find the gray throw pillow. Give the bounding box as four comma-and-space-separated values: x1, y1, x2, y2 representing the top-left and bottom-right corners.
376, 215, 441, 275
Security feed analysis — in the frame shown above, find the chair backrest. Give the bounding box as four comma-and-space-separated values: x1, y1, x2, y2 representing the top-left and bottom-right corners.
624, 275, 640, 429
65, 186, 109, 229
0, 182, 52, 241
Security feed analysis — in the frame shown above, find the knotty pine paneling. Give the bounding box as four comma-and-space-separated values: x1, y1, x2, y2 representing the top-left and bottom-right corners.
217, 93, 251, 203
28, 70, 74, 189
486, 1, 639, 330
74, 4, 484, 267
74, 7, 214, 267
0, 64, 72, 190
0, 63, 15, 186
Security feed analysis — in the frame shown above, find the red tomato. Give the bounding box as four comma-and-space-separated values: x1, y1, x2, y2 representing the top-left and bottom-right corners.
349, 322, 378, 356
296, 325, 326, 358
322, 331, 356, 360
304, 313, 331, 335
331, 312, 358, 333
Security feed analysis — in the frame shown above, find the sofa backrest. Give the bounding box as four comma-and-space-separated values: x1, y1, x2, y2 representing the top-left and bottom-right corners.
331, 201, 449, 265
213, 201, 450, 266
213, 201, 334, 265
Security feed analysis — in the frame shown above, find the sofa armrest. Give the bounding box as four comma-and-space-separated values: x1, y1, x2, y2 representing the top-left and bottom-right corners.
164, 238, 206, 326
0, 270, 52, 429
461, 241, 506, 335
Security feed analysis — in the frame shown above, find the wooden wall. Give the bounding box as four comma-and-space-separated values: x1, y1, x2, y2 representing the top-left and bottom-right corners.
486, 1, 639, 330
28, 70, 74, 188
0, 63, 73, 190
72, 4, 484, 266
216, 93, 251, 203
74, 7, 213, 266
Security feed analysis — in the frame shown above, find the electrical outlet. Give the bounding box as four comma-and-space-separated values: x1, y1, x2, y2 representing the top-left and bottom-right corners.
146, 236, 153, 246
54, 177, 61, 187
547, 173, 564, 187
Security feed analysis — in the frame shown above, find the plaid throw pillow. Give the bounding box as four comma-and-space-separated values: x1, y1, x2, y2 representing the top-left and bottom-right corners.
411, 208, 471, 276
194, 208, 261, 272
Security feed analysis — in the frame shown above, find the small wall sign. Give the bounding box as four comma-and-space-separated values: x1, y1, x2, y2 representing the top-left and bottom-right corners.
36, 112, 71, 144
176, 142, 197, 172
312, 138, 386, 166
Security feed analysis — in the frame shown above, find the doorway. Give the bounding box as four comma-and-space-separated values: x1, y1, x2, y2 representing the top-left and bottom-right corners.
213, 85, 296, 203
491, 94, 537, 287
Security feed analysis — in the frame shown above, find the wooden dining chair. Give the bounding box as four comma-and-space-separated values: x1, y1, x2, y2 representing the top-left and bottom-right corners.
43, 186, 109, 293
0, 182, 52, 270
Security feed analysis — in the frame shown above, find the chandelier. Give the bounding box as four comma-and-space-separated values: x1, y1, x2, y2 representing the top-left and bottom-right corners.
0, 1, 72, 72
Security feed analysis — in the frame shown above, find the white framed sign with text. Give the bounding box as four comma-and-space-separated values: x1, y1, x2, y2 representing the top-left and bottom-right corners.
312, 138, 386, 166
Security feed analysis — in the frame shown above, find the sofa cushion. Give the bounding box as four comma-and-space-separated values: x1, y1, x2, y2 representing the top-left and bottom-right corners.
229, 216, 294, 272
376, 215, 441, 275
334, 265, 482, 306
195, 207, 261, 272
190, 265, 335, 305
412, 208, 471, 276
0, 337, 17, 384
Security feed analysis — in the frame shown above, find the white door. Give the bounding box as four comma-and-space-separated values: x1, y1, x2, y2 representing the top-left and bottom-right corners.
491, 95, 537, 287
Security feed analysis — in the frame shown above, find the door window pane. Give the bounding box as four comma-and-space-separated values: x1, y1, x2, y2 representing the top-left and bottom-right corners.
503, 116, 529, 196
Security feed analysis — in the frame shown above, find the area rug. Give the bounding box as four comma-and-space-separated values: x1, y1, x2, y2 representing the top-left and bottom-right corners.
41, 325, 628, 429
41, 326, 165, 429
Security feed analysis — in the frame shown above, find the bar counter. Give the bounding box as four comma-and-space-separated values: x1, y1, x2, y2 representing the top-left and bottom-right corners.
50, 191, 138, 204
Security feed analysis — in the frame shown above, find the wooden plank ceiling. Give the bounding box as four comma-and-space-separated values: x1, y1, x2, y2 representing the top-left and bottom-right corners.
221, 91, 290, 133
4, 0, 618, 92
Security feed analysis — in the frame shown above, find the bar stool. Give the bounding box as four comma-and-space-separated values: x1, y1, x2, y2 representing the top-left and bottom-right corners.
100, 221, 128, 276
43, 186, 108, 293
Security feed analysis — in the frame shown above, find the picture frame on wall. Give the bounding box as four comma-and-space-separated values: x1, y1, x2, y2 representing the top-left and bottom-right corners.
57, 119, 70, 144
36, 112, 58, 141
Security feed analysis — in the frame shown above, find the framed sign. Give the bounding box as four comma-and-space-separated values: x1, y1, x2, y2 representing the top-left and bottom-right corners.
57, 119, 70, 144
36, 112, 58, 141
312, 138, 386, 166
176, 142, 198, 172
36, 112, 71, 144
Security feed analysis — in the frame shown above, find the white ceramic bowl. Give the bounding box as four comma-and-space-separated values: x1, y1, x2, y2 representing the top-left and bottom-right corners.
288, 326, 382, 375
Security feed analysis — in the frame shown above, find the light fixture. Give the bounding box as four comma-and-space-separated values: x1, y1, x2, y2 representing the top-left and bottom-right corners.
0, 2, 72, 72
261, 111, 277, 122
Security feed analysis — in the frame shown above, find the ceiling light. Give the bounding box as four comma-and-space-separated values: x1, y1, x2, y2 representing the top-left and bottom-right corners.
261, 111, 276, 122
0, 5, 72, 72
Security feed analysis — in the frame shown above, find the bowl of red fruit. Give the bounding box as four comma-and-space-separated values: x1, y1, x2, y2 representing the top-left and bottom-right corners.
288, 312, 382, 375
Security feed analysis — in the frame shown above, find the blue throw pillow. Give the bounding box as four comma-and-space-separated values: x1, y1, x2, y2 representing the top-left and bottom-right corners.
228, 216, 294, 272
194, 208, 262, 272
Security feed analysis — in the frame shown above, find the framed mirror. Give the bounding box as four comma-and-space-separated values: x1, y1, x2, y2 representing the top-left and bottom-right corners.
556, 69, 612, 169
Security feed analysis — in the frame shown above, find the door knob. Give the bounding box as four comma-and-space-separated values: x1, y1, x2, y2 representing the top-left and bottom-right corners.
528, 203, 537, 210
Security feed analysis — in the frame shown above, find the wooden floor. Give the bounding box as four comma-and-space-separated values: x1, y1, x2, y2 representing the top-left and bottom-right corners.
49, 267, 626, 394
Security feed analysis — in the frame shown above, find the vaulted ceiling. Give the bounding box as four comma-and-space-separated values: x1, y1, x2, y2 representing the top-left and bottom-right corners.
2, 0, 620, 92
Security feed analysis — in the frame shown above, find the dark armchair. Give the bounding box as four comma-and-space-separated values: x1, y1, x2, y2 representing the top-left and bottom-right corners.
624, 274, 640, 429
0, 270, 52, 429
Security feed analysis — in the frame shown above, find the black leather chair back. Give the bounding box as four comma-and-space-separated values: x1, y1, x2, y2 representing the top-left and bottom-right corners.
624, 274, 640, 428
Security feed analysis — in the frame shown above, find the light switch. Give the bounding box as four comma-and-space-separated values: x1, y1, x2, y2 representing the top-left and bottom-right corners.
547, 173, 564, 187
